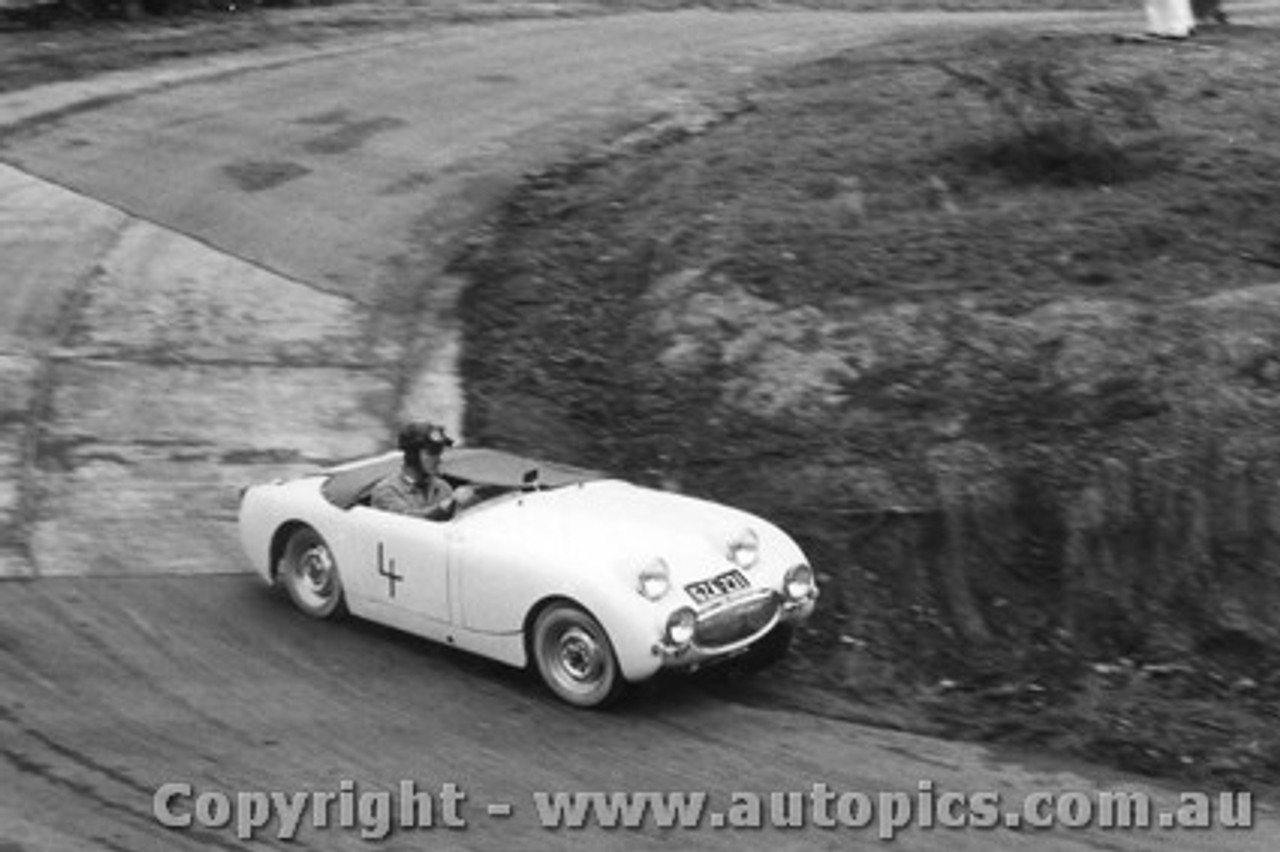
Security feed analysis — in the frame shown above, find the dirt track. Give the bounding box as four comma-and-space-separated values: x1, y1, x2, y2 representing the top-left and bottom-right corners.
4, 575, 1275, 850
2, 8, 1276, 850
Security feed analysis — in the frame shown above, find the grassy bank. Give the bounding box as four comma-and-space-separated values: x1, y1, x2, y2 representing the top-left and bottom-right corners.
454, 24, 1280, 789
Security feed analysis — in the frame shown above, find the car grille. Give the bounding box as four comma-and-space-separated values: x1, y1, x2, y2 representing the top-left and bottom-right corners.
694, 592, 779, 650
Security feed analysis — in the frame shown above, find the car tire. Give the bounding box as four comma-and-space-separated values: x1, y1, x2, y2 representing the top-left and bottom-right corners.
278, 526, 346, 619
531, 603, 623, 709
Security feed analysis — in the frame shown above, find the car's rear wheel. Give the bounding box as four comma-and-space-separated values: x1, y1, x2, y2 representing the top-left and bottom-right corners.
278, 526, 345, 619
531, 603, 623, 709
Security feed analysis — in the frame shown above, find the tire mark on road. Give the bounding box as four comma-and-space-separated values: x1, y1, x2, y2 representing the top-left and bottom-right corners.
221, 159, 311, 192
0, 748, 251, 852
17, 727, 156, 799
301, 116, 407, 155
14, 225, 126, 576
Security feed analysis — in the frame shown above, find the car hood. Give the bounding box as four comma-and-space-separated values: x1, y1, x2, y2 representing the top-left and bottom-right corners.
509, 480, 788, 586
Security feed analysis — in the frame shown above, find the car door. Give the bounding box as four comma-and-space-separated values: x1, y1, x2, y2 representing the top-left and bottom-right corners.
345, 506, 453, 626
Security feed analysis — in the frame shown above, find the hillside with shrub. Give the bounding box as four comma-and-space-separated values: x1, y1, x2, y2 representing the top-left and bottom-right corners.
455, 25, 1280, 789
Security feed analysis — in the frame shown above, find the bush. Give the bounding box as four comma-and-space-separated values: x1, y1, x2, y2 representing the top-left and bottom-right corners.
937, 37, 1164, 185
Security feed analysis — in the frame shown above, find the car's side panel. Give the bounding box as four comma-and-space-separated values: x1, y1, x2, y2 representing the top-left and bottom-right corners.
350, 597, 457, 649
340, 507, 453, 626
452, 532, 552, 636
446, 628, 526, 670
449, 502, 670, 681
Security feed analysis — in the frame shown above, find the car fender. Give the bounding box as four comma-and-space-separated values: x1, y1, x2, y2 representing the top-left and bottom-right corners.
523, 583, 669, 683
238, 476, 344, 584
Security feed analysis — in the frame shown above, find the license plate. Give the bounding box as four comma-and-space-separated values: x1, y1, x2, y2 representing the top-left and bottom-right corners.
684, 569, 751, 604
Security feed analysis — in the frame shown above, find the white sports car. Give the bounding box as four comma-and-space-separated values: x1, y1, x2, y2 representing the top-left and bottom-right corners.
237, 447, 818, 707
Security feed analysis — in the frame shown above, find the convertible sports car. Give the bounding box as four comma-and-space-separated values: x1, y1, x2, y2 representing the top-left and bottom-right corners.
237, 447, 818, 708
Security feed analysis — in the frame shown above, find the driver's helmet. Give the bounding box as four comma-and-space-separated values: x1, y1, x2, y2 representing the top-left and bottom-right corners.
398, 422, 454, 456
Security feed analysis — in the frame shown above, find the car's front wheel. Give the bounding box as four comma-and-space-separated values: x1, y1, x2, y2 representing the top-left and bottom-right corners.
531, 603, 623, 709
278, 526, 345, 619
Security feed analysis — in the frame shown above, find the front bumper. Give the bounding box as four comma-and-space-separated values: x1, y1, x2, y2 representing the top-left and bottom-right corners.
651, 587, 817, 668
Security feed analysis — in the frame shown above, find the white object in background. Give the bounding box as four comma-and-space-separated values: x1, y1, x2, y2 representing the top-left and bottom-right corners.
1145, 0, 1195, 37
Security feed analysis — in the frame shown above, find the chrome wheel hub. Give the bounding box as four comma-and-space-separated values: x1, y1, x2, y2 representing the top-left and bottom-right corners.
299, 546, 333, 596
557, 627, 602, 682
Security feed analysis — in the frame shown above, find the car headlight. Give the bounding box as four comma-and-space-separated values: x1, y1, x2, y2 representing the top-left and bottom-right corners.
726, 527, 759, 570
665, 607, 697, 646
784, 564, 816, 601
637, 558, 671, 601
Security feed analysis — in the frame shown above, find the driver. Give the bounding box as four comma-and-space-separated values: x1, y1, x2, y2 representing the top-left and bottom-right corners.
370, 421, 458, 520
